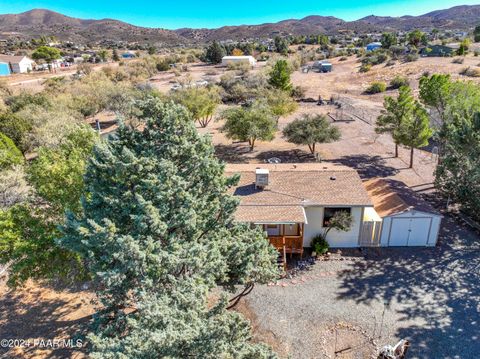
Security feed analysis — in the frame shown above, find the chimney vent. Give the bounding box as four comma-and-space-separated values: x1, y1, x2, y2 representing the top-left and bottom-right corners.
255, 168, 269, 189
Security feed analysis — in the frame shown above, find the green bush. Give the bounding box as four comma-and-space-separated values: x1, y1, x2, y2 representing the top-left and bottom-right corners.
359, 63, 372, 73
389, 76, 409, 89
365, 81, 387, 94
404, 53, 419, 62
311, 234, 329, 255
0, 132, 23, 169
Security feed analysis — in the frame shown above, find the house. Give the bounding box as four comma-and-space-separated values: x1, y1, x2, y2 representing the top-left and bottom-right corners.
221, 56, 257, 67
366, 42, 382, 52
0, 62, 10, 76
0, 55, 35, 73
420, 45, 455, 57
226, 164, 442, 253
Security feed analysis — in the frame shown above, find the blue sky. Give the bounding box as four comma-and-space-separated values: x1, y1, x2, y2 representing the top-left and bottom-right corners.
0, 0, 476, 29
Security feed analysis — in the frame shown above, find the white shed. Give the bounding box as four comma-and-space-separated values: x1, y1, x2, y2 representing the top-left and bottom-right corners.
221, 56, 256, 67
0, 55, 35, 73
364, 179, 442, 247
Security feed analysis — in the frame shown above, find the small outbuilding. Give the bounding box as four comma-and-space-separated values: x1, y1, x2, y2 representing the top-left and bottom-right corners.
0, 55, 35, 74
420, 45, 455, 57
0, 62, 11, 76
364, 179, 442, 247
221, 55, 256, 67
366, 42, 382, 52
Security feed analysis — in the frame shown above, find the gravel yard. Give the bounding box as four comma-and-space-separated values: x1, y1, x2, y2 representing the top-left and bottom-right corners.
245, 212, 480, 359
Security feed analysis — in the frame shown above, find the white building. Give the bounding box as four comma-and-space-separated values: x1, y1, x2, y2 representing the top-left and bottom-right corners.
0, 55, 35, 73
221, 55, 256, 67
226, 164, 442, 252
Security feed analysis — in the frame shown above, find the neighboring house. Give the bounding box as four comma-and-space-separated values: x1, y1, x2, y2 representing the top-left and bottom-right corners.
420, 45, 455, 57
226, 164, 442, 253
366, 42, 382, 51
221, 56, 257, 67
0, 55, 35, 73
0, 62, 10, 76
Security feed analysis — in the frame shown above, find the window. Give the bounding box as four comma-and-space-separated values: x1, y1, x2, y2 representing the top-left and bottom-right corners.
323, 207, 351, 227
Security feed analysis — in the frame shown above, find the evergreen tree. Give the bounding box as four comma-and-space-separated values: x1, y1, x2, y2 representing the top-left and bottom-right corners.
268, 59, 292, 92
60, 98, 279, 357
380, 32, 397, 49
375, 86, 416, 158
112, 48, 120, 62
475, 25, 480, 43
205, 41, 226, 64
397, 101, 432, 168
274, 36, 289, 55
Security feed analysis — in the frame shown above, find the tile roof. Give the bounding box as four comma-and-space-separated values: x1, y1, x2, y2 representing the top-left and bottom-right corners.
226, 163, 372, 223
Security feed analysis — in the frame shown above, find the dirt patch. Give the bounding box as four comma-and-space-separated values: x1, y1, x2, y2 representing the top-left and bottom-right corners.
0, 280, 96, 359
235, 299, 290, 357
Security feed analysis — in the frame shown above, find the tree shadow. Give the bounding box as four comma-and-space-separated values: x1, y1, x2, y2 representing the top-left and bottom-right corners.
336, 212, 480, 358
326, 155, 400, 179
0, 285, 93, 358
255, 149, 316, 163
215, 144, 250, 163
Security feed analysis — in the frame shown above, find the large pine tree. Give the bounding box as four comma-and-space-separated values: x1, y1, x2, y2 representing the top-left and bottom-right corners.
60, 98, 279, 358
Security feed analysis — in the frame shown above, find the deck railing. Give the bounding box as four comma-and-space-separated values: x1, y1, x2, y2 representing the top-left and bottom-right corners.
268, 235, 304, 257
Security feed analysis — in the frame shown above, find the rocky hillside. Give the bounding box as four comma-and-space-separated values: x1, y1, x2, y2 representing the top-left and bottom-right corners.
0, 5, 479, 45
0, 9, 186, 45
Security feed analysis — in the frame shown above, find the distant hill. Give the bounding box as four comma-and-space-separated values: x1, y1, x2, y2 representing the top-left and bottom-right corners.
0, 6, 479, 45
0, 9, 186, 45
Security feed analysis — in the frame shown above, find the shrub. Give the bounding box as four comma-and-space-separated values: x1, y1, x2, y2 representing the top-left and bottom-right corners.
311, 234, 329, 255
291, 85, 306, 99
365, 81, 387, 94
460, 66, 480, 77
404, 53, 419, 62
389, 76, 409, 89
386, 60, 396, 66
452, 57, 465, 64
359, 63, 372, 73
156, 61, 170, 72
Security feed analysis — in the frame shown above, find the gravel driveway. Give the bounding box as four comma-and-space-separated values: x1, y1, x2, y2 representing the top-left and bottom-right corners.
246, 212, 480, 359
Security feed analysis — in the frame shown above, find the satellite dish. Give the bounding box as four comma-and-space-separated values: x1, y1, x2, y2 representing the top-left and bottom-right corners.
267, 157, 281, 164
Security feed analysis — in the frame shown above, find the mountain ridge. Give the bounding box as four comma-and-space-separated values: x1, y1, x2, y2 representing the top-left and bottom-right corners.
0, 6, 479, 45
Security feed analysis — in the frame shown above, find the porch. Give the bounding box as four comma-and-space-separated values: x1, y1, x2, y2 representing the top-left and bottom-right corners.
261, 223, 305, 268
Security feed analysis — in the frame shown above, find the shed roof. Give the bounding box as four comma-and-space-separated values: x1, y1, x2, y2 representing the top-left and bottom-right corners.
363, 178, 440, 217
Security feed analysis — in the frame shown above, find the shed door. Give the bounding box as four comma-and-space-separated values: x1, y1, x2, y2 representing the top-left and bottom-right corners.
388, 217, 432, 246
407, 218, 432, 246
389, 218, 410, 246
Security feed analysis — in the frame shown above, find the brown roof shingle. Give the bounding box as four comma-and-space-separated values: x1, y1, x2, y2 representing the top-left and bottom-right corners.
226, 163, 372, 223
